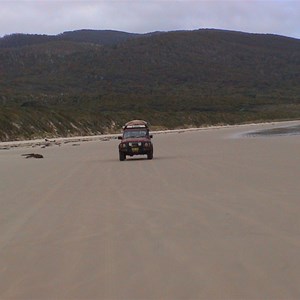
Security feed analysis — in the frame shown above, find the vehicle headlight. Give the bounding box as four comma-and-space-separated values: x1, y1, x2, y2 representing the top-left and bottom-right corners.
120, 143, 126, 148
138, 142, 142, 146
144, 142, 149, 147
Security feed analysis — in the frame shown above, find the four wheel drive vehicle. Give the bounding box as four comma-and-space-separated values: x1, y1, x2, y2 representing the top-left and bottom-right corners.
118, 120, 153, 161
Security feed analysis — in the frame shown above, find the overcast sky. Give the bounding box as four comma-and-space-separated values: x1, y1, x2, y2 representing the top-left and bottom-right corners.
0, 0, 299, 39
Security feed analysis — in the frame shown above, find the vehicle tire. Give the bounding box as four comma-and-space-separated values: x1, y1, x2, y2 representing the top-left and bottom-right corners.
147, 151, 153, 160
119, 151, 126, 161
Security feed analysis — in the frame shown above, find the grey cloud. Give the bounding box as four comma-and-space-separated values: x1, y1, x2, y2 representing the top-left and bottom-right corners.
0, 0, 299, 38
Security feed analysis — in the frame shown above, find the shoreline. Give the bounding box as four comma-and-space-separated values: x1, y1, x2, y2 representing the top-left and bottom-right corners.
1, 119, 300, 150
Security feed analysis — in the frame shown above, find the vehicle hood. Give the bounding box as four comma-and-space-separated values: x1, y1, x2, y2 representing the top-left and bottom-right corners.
120, 137, 151, 143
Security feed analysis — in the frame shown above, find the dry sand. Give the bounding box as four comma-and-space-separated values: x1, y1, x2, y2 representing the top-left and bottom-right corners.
1, 121, 300, 299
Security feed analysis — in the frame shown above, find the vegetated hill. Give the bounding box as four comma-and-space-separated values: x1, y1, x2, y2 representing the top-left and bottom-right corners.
0, 29, 141, 48
59, 29, 141, 45
0, 33, 57, 48
0, 28, 300, 141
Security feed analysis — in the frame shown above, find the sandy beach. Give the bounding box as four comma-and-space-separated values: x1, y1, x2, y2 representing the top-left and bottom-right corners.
1, 121, 300, 299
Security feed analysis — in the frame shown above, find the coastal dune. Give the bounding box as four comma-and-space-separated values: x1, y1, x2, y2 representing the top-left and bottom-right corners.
1, 122, 300, 299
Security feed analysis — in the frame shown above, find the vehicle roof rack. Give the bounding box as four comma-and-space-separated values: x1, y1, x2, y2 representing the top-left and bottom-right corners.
123, 120, 149, 129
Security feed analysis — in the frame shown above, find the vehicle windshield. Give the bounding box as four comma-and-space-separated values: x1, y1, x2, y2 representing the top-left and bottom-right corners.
123, 129, 148, 139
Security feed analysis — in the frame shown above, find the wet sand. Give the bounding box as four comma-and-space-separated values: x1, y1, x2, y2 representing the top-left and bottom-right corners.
246, 123, 300, 137
1, 121, 300, 299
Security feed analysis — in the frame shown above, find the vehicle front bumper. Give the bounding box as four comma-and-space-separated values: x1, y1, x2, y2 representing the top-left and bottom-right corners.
119, 144, 153, 156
